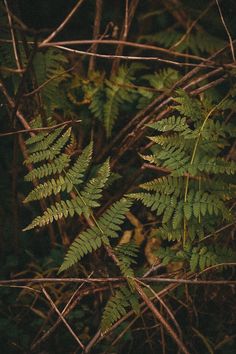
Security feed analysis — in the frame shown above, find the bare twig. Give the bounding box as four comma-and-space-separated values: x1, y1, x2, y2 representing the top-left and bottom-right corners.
40, 0, 85, 45
4, 0, 22, 72
198, 223, 235, 243
134, 282, 190, 354
135, 278, 183, 341
31, 272, 94, 350
1, 276, 236, 286
0, 119, 81, 137
215, 0, 235, 62
49, 45, 217, 68
88, 0, 103, 71
0, 66, 25, 73
7, 38, 212, 62
197, 262, 236, 276
23, 63, 79, 97
112, 0, 139, 74
41, 286, 85, 350
171, 1, 215, 50
0, 78, 33, 134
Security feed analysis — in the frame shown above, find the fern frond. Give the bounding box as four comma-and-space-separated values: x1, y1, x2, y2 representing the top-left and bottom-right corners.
190, 245, 236, 272
104, 64, 142, 136
139, 29, 182, 48
25, 132, 48, 146
32, 49, 70, 114
142, 68, 180, 91
155, 243, 236, 272
196, 156, 236, 175
148, 116, 192, 135
24, 142, 93, 198
174, 89, 203, 120
24, 176, 68, 203
139, 29, 225, 55
115, 242, 139, 278
101, 286, 139, 333
59, 198, 133, 272
24, 154, 70, 181
79, 159, 110, 217
25, 128, 71, 164
23, 159, 110, 230
66, 142, 93, 185
89, 87, 105, 120
28, 126, 65, 153
130, 192, 178, 223
140, 176, 184, 196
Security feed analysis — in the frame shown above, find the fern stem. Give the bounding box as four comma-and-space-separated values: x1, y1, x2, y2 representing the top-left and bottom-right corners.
183, 94, 229, 244
63, 168, 105, 235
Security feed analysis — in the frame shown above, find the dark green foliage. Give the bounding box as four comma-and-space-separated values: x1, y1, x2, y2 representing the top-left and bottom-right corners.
155, 244, 236, 272
101, 286, 140, 333
23, 128, 110, 229
130, 90, 236, 271
59, 198, 133, 272
1, 2, 236, 353
115, 242, 139, 279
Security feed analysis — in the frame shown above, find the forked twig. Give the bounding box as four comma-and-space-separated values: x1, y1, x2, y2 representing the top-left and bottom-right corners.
41, 286, 85, 350
134, 282, 190, 354
215, 0, 235, 61
40, 0, 85, 45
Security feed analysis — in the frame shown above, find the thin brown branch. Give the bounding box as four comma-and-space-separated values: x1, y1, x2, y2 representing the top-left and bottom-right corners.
0, 66, 25, 73
6, 38, 213, 62
51, 44, 217, 68
40, 0, 86, 45
134, 282, 190, 354
197, 262, 236, 276
215, 0, 235, 62
198, 223, 235, 243
162, 0, 188, 29
41, 287, 85, 350
171, 1, 215, 50
123, 0, 129, 40
135, 278, 183, 341
31, 272, 94, 350
23, 63, 79, 97
31, 284, 122, 351
4, 0, 22, 72
189, 76, 226, 96
0, 119, 81, 138
1, 276, 236, 286
0, 78, 33, 134
112, 0, 139, 74
88, 0, 103, 71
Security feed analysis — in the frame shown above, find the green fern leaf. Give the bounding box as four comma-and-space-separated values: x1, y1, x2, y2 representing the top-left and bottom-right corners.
23, 159, 110, 230
67, 142, 93, 185
24, 154, 70, 181
103, 65, 141, 136
59, 198, 133, 272
101, 286, 139, 333
115, 242, 139, 279
25, 128, 71, 164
